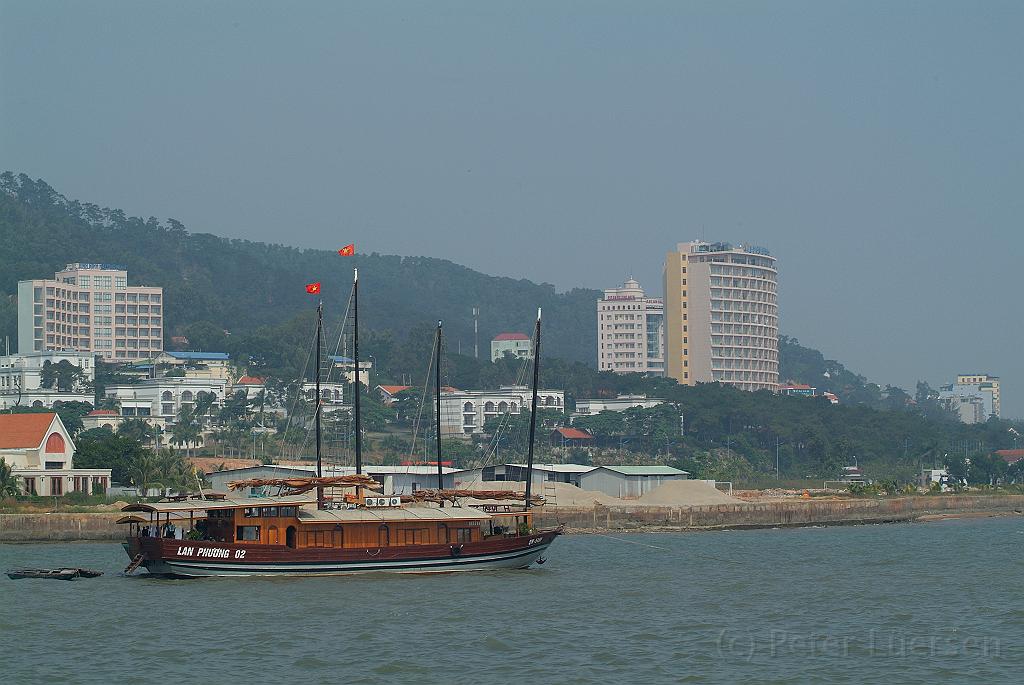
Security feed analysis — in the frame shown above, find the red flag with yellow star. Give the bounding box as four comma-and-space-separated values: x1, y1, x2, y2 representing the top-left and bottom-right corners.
305, 282, 321, 294
338, 244, 355, 256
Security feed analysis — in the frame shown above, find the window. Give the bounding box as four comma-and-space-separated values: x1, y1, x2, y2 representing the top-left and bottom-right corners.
236, 526, 261, 541
456, 528, 474, 543
44, 461, 64, 469
279, 506, 297, 517
402, 528, 429, 545
260, 506, 279, 517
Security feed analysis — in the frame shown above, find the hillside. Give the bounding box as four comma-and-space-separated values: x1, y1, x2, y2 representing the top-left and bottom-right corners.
0, 172, 924, 408
0, 173, 600, 364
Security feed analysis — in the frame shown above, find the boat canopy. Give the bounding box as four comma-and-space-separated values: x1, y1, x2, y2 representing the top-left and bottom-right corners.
297, 504, 491, 523
121, 494, 317, 514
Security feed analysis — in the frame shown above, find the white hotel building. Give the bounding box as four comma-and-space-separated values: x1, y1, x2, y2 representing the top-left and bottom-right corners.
597, 278, 665, 375
18, 263, 164, 361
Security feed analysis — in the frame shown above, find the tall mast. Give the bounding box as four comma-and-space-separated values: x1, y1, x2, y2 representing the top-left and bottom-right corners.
435, 320, 444, 492
315, 302, 324, 509
524, 308, 542, 510
353, 268, 362, 476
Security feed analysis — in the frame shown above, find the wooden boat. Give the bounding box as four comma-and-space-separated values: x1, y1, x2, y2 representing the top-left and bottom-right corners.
121, 270, 560, 577
7, 568, 103, 580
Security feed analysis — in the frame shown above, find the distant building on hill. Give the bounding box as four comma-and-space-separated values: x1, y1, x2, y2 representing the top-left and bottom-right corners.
938, 373, 999, 423
596, 278, 664, 376
17, 263, 164, 361
491, 333, 532, 363
780, 383, 816, 397
663, 241, 778, 392
440, 385, 564, 436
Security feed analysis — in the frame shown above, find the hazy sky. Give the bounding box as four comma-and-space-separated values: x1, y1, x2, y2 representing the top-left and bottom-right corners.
3, 1, 1022, 416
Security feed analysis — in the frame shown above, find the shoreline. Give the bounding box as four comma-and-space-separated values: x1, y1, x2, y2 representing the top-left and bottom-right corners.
2, 494, 1022, 543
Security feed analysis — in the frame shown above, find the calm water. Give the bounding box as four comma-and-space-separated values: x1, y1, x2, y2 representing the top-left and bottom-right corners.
1, 518, 1022, 684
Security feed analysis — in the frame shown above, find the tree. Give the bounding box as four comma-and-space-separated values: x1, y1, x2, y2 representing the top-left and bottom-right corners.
40, 359, 87, 392
74, 429, 149, 484
118, 418, 155, 445
0, 458, 21, 497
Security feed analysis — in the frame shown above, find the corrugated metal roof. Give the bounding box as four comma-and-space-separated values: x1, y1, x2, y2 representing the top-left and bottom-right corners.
206, 464, 459, 476
164, 351, 230, 361
591, 465, 688, 476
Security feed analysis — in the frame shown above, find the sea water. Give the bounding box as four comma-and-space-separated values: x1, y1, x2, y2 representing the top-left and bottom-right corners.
1, 517, 1021, 684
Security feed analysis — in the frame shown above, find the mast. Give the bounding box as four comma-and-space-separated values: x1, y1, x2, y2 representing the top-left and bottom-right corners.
315, 302, 324, 509
524, 308, 542, 510
435, 320, 444, 492
353, 268, 362, 477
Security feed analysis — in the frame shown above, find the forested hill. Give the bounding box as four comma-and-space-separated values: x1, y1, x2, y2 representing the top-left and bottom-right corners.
0, 173, 599, 363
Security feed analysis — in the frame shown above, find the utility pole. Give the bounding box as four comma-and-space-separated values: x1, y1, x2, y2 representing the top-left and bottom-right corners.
472, 307, 479, 359
776, 435, 781, 481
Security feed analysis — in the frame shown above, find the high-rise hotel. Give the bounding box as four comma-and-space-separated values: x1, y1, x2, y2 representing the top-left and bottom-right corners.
663, 241, 778, 391
18, 263, 164, 361
597, 278, 665, 376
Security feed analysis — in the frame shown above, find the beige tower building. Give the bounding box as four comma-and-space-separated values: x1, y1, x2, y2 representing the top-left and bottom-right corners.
663, 241, 778, 391
18, 263, 164, 361
954, 374, 1000, 418
597, 278, 664, 375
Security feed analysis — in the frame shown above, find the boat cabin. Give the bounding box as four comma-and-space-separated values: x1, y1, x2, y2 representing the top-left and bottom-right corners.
121, 495, 535, 549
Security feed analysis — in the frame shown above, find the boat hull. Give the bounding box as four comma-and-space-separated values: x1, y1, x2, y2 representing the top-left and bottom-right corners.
127, 530, 560, 578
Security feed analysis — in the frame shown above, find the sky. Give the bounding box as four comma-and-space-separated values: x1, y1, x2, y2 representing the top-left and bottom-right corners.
2, 1, 1022, 416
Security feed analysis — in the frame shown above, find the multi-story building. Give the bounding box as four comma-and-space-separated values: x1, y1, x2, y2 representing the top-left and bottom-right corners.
17, 263, 164, 361
597, 278, 665, 375
440, 385, 565, 436
938, 374, 1000, 423
955, 374, 1000, 418
104, 377, 227, 425
0, 350, 95, 410
490, 333, 533, 363
663, 241, 779, 391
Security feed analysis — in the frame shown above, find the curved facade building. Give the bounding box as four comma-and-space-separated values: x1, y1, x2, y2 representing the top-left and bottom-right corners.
663, 241, 778, 392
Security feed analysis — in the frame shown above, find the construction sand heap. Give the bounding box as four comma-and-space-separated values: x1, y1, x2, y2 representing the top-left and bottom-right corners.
636, 480, 742, 506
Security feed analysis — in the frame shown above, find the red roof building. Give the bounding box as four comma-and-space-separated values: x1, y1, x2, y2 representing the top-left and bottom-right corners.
995, 449, 1024, 466
0, 413, 111, 496
491, 333, 533, 362
236, 376, 266, 386
550, 426, 594, 446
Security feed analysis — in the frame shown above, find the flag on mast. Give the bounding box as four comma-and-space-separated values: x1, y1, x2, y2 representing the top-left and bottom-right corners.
305, 282, 321, 294
338, 244, 355, 256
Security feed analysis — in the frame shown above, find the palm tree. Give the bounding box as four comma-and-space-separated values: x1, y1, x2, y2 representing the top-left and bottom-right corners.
0, 458, 22, 498
127, 451, 161, 498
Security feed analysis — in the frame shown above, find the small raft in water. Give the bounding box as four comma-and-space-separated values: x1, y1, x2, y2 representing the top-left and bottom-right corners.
6, 568, 103, 580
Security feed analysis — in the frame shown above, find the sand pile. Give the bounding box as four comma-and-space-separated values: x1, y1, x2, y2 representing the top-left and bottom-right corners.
636, 480, 742, 506
455, 480, 622, 507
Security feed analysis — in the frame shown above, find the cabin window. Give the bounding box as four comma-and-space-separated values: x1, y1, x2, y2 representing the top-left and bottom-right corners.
237, 526, 260, 541
455, 528, 473, 543
437, 524, 449, 543
244, 508, 260, 518
378, 525, 390, 547
279, 506, 297, 517
260, 506, 279, 517
402, 528, 428, 545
